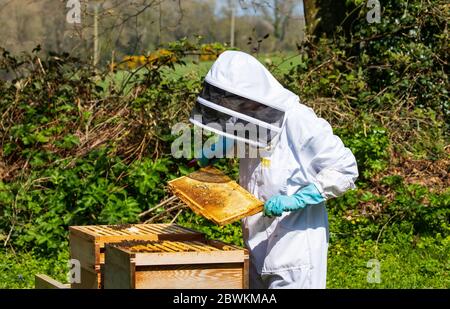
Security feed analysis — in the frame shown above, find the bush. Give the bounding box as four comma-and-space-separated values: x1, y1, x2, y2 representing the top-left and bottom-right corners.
0, 40, 208, 253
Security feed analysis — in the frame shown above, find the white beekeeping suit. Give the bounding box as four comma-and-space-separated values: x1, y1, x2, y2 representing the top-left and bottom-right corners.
190, 51, 358, 289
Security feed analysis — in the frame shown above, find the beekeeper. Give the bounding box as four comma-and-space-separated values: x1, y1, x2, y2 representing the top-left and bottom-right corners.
189, 51, 358, 289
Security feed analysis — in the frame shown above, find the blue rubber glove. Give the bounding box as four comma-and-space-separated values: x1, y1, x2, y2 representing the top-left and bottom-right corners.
198, 136, 233, 167
264, 184, 325, 217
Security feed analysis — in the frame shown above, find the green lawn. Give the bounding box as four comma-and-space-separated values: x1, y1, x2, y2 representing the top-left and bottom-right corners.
327, 239, 450, 288
0, 249, 69, 289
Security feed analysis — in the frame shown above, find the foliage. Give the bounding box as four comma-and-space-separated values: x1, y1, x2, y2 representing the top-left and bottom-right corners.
336, 125, 390, 180
0, 249, 69, 289
0, 40, 210, 253
199, 43, 227, 62
285, 0, 448, 158
0, 150, 185, 253
327, 182, 450, 243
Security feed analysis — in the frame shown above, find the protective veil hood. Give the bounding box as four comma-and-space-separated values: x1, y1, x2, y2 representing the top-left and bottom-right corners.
190, 51, 300, 148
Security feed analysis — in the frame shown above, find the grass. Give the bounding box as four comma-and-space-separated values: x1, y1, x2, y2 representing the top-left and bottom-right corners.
1, 236, 448, 289
0, 249, 69, 289
327, 238, 450, 288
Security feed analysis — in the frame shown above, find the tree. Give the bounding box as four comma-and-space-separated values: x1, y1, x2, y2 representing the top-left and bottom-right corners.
249, 0, 297, 42
302, 0, 357, 38
302, 0, 318, 34
234, 0, 304, 50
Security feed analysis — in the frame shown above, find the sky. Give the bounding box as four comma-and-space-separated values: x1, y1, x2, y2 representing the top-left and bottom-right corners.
214, 0, 304, 17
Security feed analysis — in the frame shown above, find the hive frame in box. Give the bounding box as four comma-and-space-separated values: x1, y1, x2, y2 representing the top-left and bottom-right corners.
69, 224, 205, 289
104, 240, 249, 289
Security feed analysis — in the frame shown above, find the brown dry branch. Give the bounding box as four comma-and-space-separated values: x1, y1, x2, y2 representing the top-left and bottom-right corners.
138, 194, 188, 225
138, 195, 177, 219
143, 204, 187, 224
139, 196, 187, 223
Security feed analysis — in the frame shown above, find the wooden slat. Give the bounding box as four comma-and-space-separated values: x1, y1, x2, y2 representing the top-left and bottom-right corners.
167, 241, 193, 251
91, 226, 112, 235
69, 226, 98, 241
94, 233, 204, 248
207, 239, 245, 251
152, 242, 178, 253
76, 224, 202, 236
114, 239, 246, 263
70, 224, 204, 244
104, 245, 135, 289
135, 264, 244, 289
189, 241, 220, 252
35, 274, 69, 289
133, 250, 246, 266
117, 240, 240, 253
161, 242, 186, 252
243, 257, 249, 289
137, 224, 165, 234
139, 243, 163, 252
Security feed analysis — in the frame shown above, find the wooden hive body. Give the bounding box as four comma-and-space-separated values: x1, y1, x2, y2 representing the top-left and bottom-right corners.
69, 224, 205, 288
104, 239, 249, 289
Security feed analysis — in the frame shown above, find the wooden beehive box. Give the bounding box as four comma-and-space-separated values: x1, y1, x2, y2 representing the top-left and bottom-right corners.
69, 224, 205, 289
104, 239, 249, 289
169, 166, 263, 225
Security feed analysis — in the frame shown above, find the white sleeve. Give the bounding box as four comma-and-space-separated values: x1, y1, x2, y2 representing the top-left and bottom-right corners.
290, 106, 359, 199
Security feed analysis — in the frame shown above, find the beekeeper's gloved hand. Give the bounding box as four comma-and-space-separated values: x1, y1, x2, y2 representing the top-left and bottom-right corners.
264, 184, 325, 217
198, 136, 234, 167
